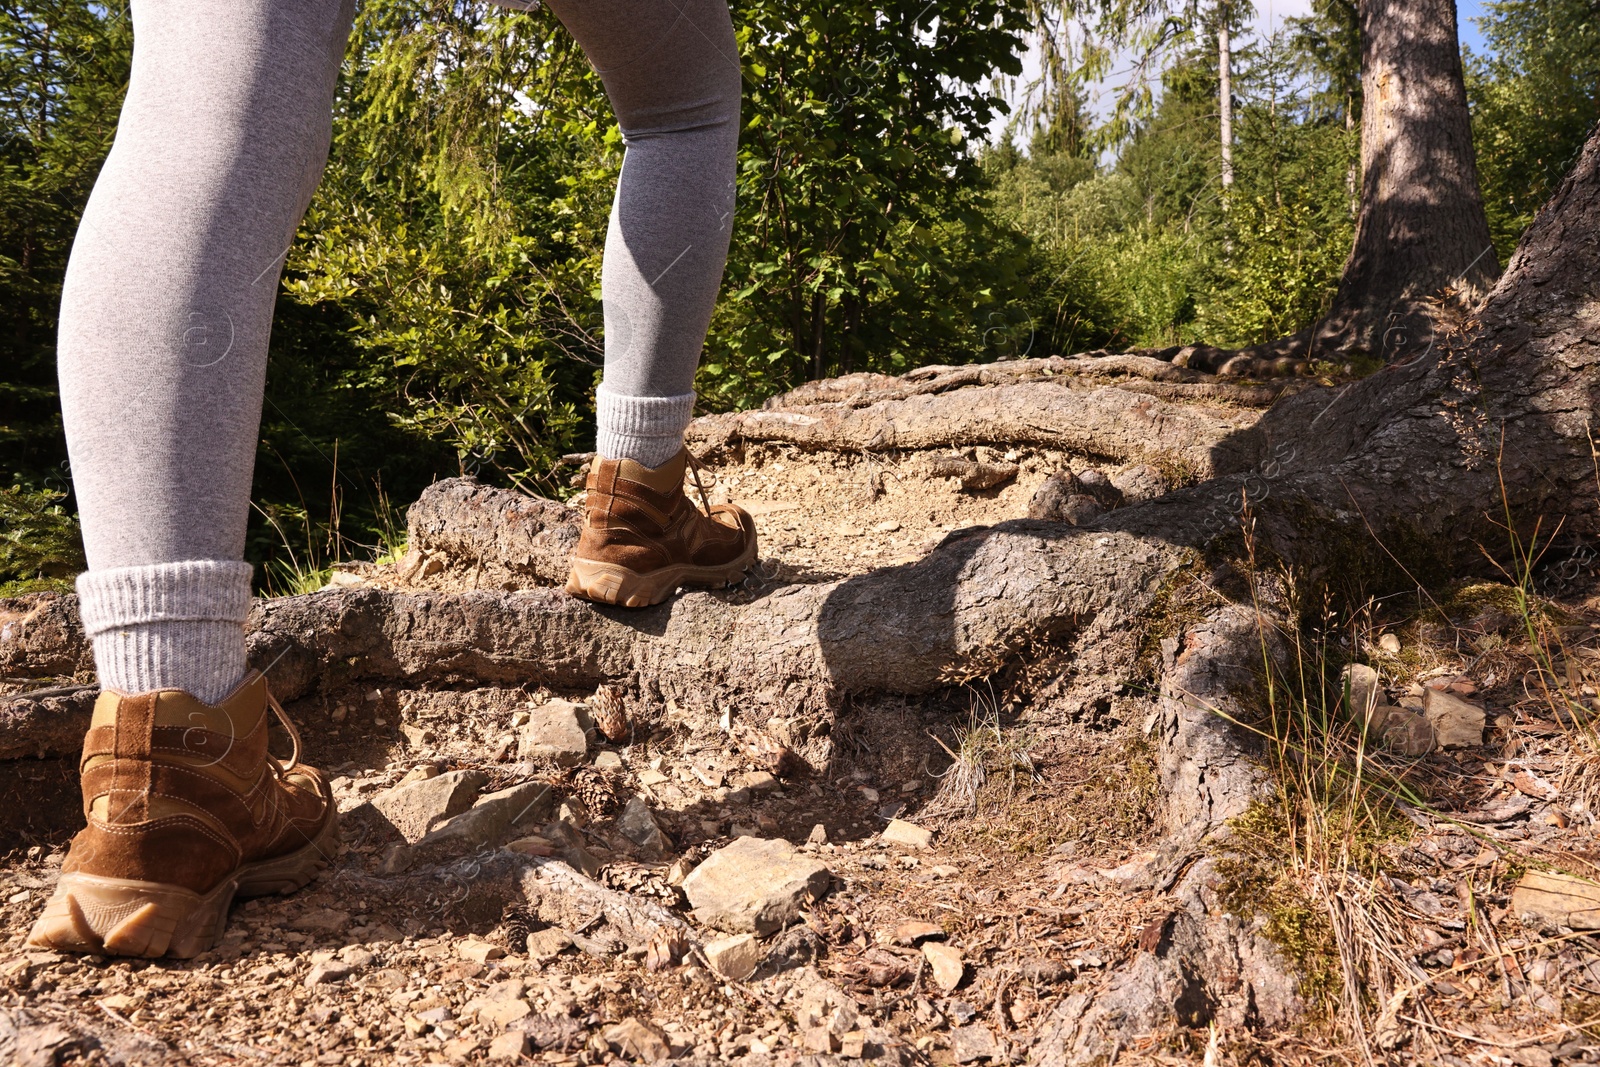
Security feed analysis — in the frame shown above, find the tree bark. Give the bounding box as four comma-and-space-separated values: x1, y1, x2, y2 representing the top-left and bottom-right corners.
1217, 6, 1234, 197
1319, 0, 1499, 359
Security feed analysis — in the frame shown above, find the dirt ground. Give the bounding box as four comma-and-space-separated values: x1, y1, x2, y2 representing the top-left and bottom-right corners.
6, 439, 1600, 1066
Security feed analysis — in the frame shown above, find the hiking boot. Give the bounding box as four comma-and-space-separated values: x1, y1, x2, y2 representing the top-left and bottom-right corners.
566, 448, 757, 607
27, 672, 337, 959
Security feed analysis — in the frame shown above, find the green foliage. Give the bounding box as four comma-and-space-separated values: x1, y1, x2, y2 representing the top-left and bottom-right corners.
700, 0, 1032, 407
1466, 0, 1600, 260
0, 482, 83, 594
0, 0, 131, 485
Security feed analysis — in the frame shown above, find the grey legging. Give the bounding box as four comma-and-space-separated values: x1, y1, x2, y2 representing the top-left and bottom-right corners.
58, 0, 741, 570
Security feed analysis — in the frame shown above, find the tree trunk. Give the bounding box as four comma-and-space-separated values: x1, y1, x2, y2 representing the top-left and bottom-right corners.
1318, 0, 1498, 359
1217, 7, 1234, 198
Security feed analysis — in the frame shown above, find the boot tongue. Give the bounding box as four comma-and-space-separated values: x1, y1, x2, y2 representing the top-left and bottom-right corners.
614, 449, 688, 494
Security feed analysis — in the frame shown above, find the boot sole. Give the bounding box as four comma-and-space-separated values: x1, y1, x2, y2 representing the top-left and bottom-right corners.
566, 522, 759, 608
25, 808, 340, 959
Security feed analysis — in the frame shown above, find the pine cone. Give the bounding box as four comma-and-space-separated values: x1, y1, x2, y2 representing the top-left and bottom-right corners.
591, 684, 630, 743
500, 902, 538, 954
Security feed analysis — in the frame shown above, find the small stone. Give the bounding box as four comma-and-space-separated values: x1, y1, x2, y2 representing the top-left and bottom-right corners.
1424, 688, 1486, 748
738, 770, 779, 793
1109, 464, 1169, 503
338, 946, 375, 969
807, 824, 828, 846
441, 1037, 480, 1061
894, 921, 945, 945
400, 723, 433, 748
479, 998, 531, 1028
618, 796, 669, 857
399, 761, 442, 784
1377, 632, 1402, 654
922, 942, 965, 990
604, 1017, 669, 1062
408, 781, 554, 865
367, 769, 488, 844
291, 908, 351, 934
99, 993, 140, 1012
873, 520, 902, 533
881, 819, 933, 849
704, 933, 762, 981
594, 751, 623, 771
487, 1030, 530, 1061
304, 959, 354, 986
1340, 663, 1381, 723
516, 700, 591, 767
459, 940, 505, 963
682, 836, 833, 935
1363, 703, 1435, 756
380, 843, 413, 874
526, 927, 574, 961
949, 1024, 999, 1063
1020, 958, 1069, 983
637, 768, 669, 786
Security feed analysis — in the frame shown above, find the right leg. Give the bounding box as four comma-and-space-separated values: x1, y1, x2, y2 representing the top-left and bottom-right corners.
31, 0, 352, 958
548, 0, 758, 607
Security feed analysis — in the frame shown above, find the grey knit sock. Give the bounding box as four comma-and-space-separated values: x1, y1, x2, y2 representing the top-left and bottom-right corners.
75, 560, 254, 704
595, 385, 695, 469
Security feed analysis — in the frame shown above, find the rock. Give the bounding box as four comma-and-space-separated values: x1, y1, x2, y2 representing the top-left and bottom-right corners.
290, 908, 350, 934
949, 1024, 999, 1063
1027, 474, 1079, 521
380, 844, 413, 874
517, 700, 591, 767
807, 823, 828, 846
1377, 632, 1402, 654
525, 928, 574, 962
400, 723, 433, 748
594, 751, 623, 771
738, 770, 779, 793
459, 940, 505, 963
479, 998, 531, 1029
893, 921, 944, 945
604, 1017, 669, 1062
1340, 663, 1381, 722
367, 769, 489, 843
929, 455, 1019, 491
922, 942, 965, 990
1512, 870, 1600, 930
1109, 464, 1170, 503
1423, 688, 1486, 748
339, 946, 375, 969
487, 1030, 530, 1061
408, 781, 554, 865
1371, 705, 1435, 756
1020, 958, 1070, 983
1073, 468, 1123, 508
704, 933, 762, 981
618, 797, 669, 857
881, 819, 933, 849
681, 836, 832, 935
304, 960, 354, 986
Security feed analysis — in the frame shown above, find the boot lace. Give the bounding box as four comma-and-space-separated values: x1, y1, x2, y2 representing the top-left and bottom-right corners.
265, 688, 306, 777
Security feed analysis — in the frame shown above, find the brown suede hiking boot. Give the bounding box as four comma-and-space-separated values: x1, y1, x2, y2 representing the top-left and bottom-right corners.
566, 448, 758, 607
27, 672, 337, 959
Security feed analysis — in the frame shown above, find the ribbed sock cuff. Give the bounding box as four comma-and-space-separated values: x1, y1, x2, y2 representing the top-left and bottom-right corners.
595, 385, 695, 469
76, 560, 254, 704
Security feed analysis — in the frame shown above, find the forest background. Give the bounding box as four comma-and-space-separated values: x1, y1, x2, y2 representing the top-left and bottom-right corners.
0, 0, 1593, 594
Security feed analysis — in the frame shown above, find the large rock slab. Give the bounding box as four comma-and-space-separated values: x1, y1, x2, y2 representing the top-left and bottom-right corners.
367, 769, 488, 843
681, 836, 831, 934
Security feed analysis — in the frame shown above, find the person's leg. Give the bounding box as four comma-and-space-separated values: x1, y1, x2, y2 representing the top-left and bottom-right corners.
544, 0, 742, 468
31, 0, 353, 959
59, 0, 353, 702
549, 0, 758, 607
